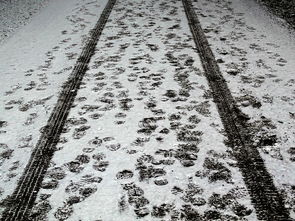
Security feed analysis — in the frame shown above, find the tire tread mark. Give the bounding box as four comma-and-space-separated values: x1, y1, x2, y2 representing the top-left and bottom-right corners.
182, 0, 292, 220
0, 0, 117, 220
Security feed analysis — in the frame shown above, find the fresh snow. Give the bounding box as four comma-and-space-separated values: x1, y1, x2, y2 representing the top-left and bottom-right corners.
0, 0, 50, 45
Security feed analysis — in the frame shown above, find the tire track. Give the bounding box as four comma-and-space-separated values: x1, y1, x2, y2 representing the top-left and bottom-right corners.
182, 0, 292, 220
0, 0, 116, 220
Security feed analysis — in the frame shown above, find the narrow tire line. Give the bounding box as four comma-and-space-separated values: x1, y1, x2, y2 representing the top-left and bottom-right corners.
182, 0, 291, 220
1, 0, 117, 220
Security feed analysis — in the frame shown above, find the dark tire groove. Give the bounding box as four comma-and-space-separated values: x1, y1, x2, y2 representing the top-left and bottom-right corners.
0, 0, 117, 220
182, 0, 292, 220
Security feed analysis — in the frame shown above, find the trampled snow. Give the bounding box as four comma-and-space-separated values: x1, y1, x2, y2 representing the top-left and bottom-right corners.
30, 0, 256, 219
192, 0, 295, 218
0, 0, 294, 220
0, 0, 108, 215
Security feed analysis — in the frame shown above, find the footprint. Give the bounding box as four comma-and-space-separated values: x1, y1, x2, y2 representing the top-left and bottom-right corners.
116, 170, 134, 179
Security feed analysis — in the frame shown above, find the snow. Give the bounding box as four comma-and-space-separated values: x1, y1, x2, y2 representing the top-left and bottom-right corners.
0, 0, 50, 45
0, 0, 294, 219
30, 0, 256, 220
0, 0, 108, 215
192, 0, 295, 218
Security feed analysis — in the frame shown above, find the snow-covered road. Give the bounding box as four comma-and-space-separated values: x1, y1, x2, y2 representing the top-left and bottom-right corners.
0, 0, 294, 220
191, 0, 295, 218
0, 0, 108, 216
